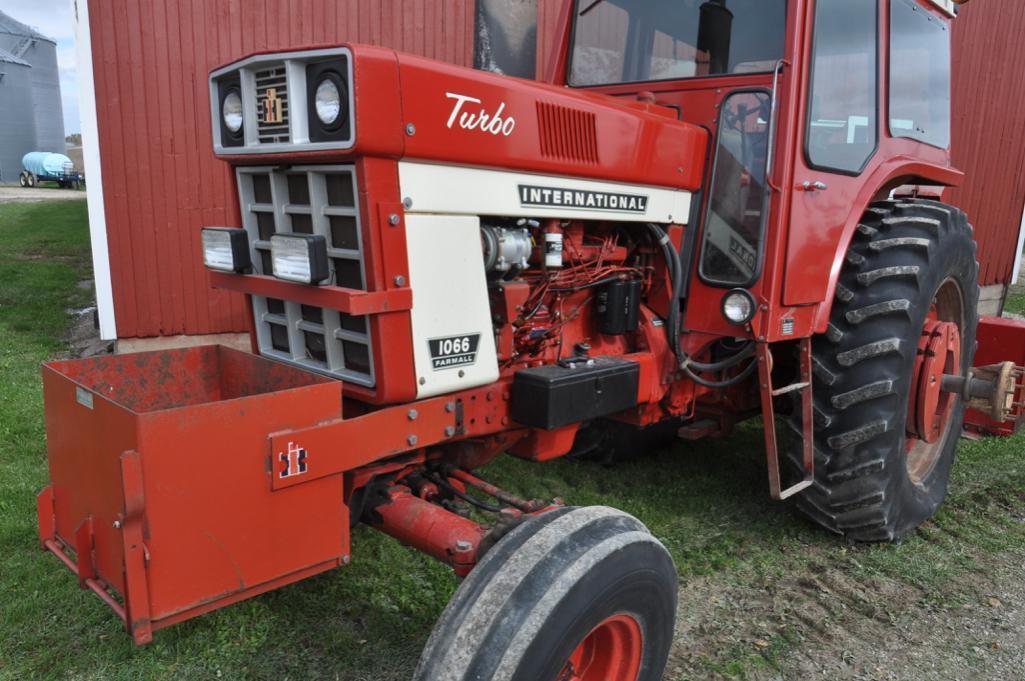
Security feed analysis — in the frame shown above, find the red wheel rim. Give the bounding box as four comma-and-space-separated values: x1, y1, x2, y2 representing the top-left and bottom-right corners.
557, 614, 643, 681
905, 279, 964, 484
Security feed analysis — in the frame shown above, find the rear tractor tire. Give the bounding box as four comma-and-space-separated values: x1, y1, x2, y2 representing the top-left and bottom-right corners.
791, 199, 979, 542
414, 506, 677, 681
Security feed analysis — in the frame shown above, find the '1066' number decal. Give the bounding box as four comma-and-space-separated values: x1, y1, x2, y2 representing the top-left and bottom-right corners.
429, 334, 481, 370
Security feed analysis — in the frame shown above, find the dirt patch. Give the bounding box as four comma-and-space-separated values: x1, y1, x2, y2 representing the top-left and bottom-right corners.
0, 185, 87, 204
669, 545, 1025, 680
61, 280, 113, 359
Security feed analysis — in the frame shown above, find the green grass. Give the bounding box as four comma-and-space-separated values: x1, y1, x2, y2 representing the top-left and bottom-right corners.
1004, 288, 1025, 316
2, 200, 1025, 679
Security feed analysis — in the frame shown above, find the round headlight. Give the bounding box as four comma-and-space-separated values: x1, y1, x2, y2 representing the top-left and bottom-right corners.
222, 89, 243, 134
722, 289, 756, 325
314, 78, 342, 126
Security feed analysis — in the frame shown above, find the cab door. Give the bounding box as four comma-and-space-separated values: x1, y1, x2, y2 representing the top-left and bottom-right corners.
784, 0, 880, 306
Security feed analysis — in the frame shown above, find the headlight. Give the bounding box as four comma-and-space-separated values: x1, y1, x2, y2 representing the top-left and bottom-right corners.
306, 61, 349, 141
314, 78, 342, 126
721, 289, 756, 325
222, 88, 243, 133
270, 234, 330, 284
201, 228, 250, 273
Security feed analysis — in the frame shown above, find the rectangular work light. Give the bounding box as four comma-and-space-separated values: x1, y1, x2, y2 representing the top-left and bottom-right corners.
270, 233, 330, 284
201, 227, 251, 273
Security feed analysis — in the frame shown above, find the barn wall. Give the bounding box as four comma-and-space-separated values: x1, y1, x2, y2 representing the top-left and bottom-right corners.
92, 0, 1024, 338
946, 0, 1025, 287
89, 0, 475, 338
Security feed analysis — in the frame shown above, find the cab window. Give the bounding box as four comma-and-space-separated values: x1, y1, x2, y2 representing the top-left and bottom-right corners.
890, 0, 951, 149
569, 0, 786, 87
806, 0, 879, 174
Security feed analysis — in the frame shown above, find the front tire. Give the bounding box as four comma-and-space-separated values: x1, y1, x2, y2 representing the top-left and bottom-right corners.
414, 506, 677, 681
791, 199, 979, 542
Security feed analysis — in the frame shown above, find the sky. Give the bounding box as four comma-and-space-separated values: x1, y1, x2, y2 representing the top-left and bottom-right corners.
0, 0, 80, 134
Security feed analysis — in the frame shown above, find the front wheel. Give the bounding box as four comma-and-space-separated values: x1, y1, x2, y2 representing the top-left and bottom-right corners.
791, 199, 979, 542
414, 506, 677, 681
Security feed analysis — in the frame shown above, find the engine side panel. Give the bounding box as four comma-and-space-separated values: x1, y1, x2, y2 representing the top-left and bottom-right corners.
404, 214, 500, 398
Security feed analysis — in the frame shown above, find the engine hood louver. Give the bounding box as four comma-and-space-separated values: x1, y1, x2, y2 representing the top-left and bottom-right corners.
536, 102, 599, 165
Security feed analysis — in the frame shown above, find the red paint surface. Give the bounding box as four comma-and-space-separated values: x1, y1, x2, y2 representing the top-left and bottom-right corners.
92, 0, 1025, 339
946, 1, 1025, 287
89, 0, 475, 338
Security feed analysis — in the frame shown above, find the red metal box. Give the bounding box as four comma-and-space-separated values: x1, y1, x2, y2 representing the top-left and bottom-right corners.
964, 317, 1025, 437
36, 346, 347, 643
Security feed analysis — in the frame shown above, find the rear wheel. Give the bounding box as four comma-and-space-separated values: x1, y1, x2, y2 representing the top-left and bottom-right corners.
790, 199, 979, 542
19, 171, 28, 188
27, 173, 37, 188
414, 506, 677, 681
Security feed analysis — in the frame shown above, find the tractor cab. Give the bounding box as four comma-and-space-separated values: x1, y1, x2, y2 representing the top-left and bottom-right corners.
558, 0, 958, 342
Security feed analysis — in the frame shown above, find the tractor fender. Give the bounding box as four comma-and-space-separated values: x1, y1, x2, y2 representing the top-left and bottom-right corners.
812, 158, 963, 335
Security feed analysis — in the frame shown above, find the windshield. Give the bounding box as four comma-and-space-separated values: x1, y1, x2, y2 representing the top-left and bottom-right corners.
569, 0, 786, 87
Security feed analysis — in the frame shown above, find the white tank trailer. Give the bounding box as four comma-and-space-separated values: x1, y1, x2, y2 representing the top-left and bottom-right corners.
20, 152, 83, 189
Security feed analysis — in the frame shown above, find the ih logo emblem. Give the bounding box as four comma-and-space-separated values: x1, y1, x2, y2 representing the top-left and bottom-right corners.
278, 441, 308, 479
264, 87, 284, 125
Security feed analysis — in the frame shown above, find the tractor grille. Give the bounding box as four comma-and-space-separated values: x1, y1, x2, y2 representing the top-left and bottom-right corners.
254, 65, 290, 144
236, 165, 374, 386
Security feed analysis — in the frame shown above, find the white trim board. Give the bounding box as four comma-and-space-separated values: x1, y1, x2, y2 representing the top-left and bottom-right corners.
73, 0, 116, 340
1012, 198, 1025, 286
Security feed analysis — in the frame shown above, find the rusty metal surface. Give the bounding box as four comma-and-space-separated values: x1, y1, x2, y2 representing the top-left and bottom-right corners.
40, 345, 348, 639
46, 345, 332, 414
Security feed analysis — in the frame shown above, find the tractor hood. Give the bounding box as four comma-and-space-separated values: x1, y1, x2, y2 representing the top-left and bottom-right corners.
210, 44, 708, 192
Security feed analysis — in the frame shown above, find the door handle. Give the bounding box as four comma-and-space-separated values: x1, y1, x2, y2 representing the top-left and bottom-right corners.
801, 180, 828, 192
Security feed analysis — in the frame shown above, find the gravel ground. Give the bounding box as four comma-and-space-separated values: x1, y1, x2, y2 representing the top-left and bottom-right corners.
0, 184, 87, 203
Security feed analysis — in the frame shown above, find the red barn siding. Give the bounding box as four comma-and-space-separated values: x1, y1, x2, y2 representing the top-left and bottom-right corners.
90, 0, 475, 338
946, 0, 1025, 287
92, 0, 1024, 338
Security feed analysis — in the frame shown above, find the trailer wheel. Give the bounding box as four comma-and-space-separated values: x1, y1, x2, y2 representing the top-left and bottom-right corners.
414, 506, 677, 681
27, 173, 37, 188
790, 199, 979, 542
19, 171, 29, 188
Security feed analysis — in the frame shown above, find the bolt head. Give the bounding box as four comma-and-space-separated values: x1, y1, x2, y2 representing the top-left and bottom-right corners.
112, 520, 122, 529
405, 123, 416, 136
403, 197, 413, 209
394, 275, 406, 286
445, 426, 456, 437
458, 370, 465, 378
445, 401, 456, 412
455, 540, 472, 552
408, 408, 419, 421
407, 434, 418, 446
388, 213, 400, 226
342, 554, 351, 565
419, 376, 426, 386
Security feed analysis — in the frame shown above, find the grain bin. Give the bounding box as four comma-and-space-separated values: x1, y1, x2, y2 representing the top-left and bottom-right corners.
0, 10, 64, 153
0, 46, 36, 185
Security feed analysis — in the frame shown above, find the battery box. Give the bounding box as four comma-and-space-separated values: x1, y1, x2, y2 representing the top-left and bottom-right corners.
510, 357, 640, 430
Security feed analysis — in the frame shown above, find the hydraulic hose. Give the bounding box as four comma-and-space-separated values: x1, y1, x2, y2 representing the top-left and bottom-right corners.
646, 224, 684, 359
683, 357, 759, 388
647, 223, 757, 389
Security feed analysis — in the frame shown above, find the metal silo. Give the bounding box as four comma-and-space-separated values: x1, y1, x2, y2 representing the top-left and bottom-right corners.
0, 10, 65, 154
0, 46, 36, 185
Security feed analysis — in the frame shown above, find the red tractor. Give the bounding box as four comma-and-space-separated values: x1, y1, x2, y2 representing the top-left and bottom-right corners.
37, 0, 1025, 679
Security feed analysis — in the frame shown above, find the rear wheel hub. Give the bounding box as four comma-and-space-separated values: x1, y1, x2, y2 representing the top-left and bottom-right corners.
905, 279, 965, 484
911, 319, 961, 444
